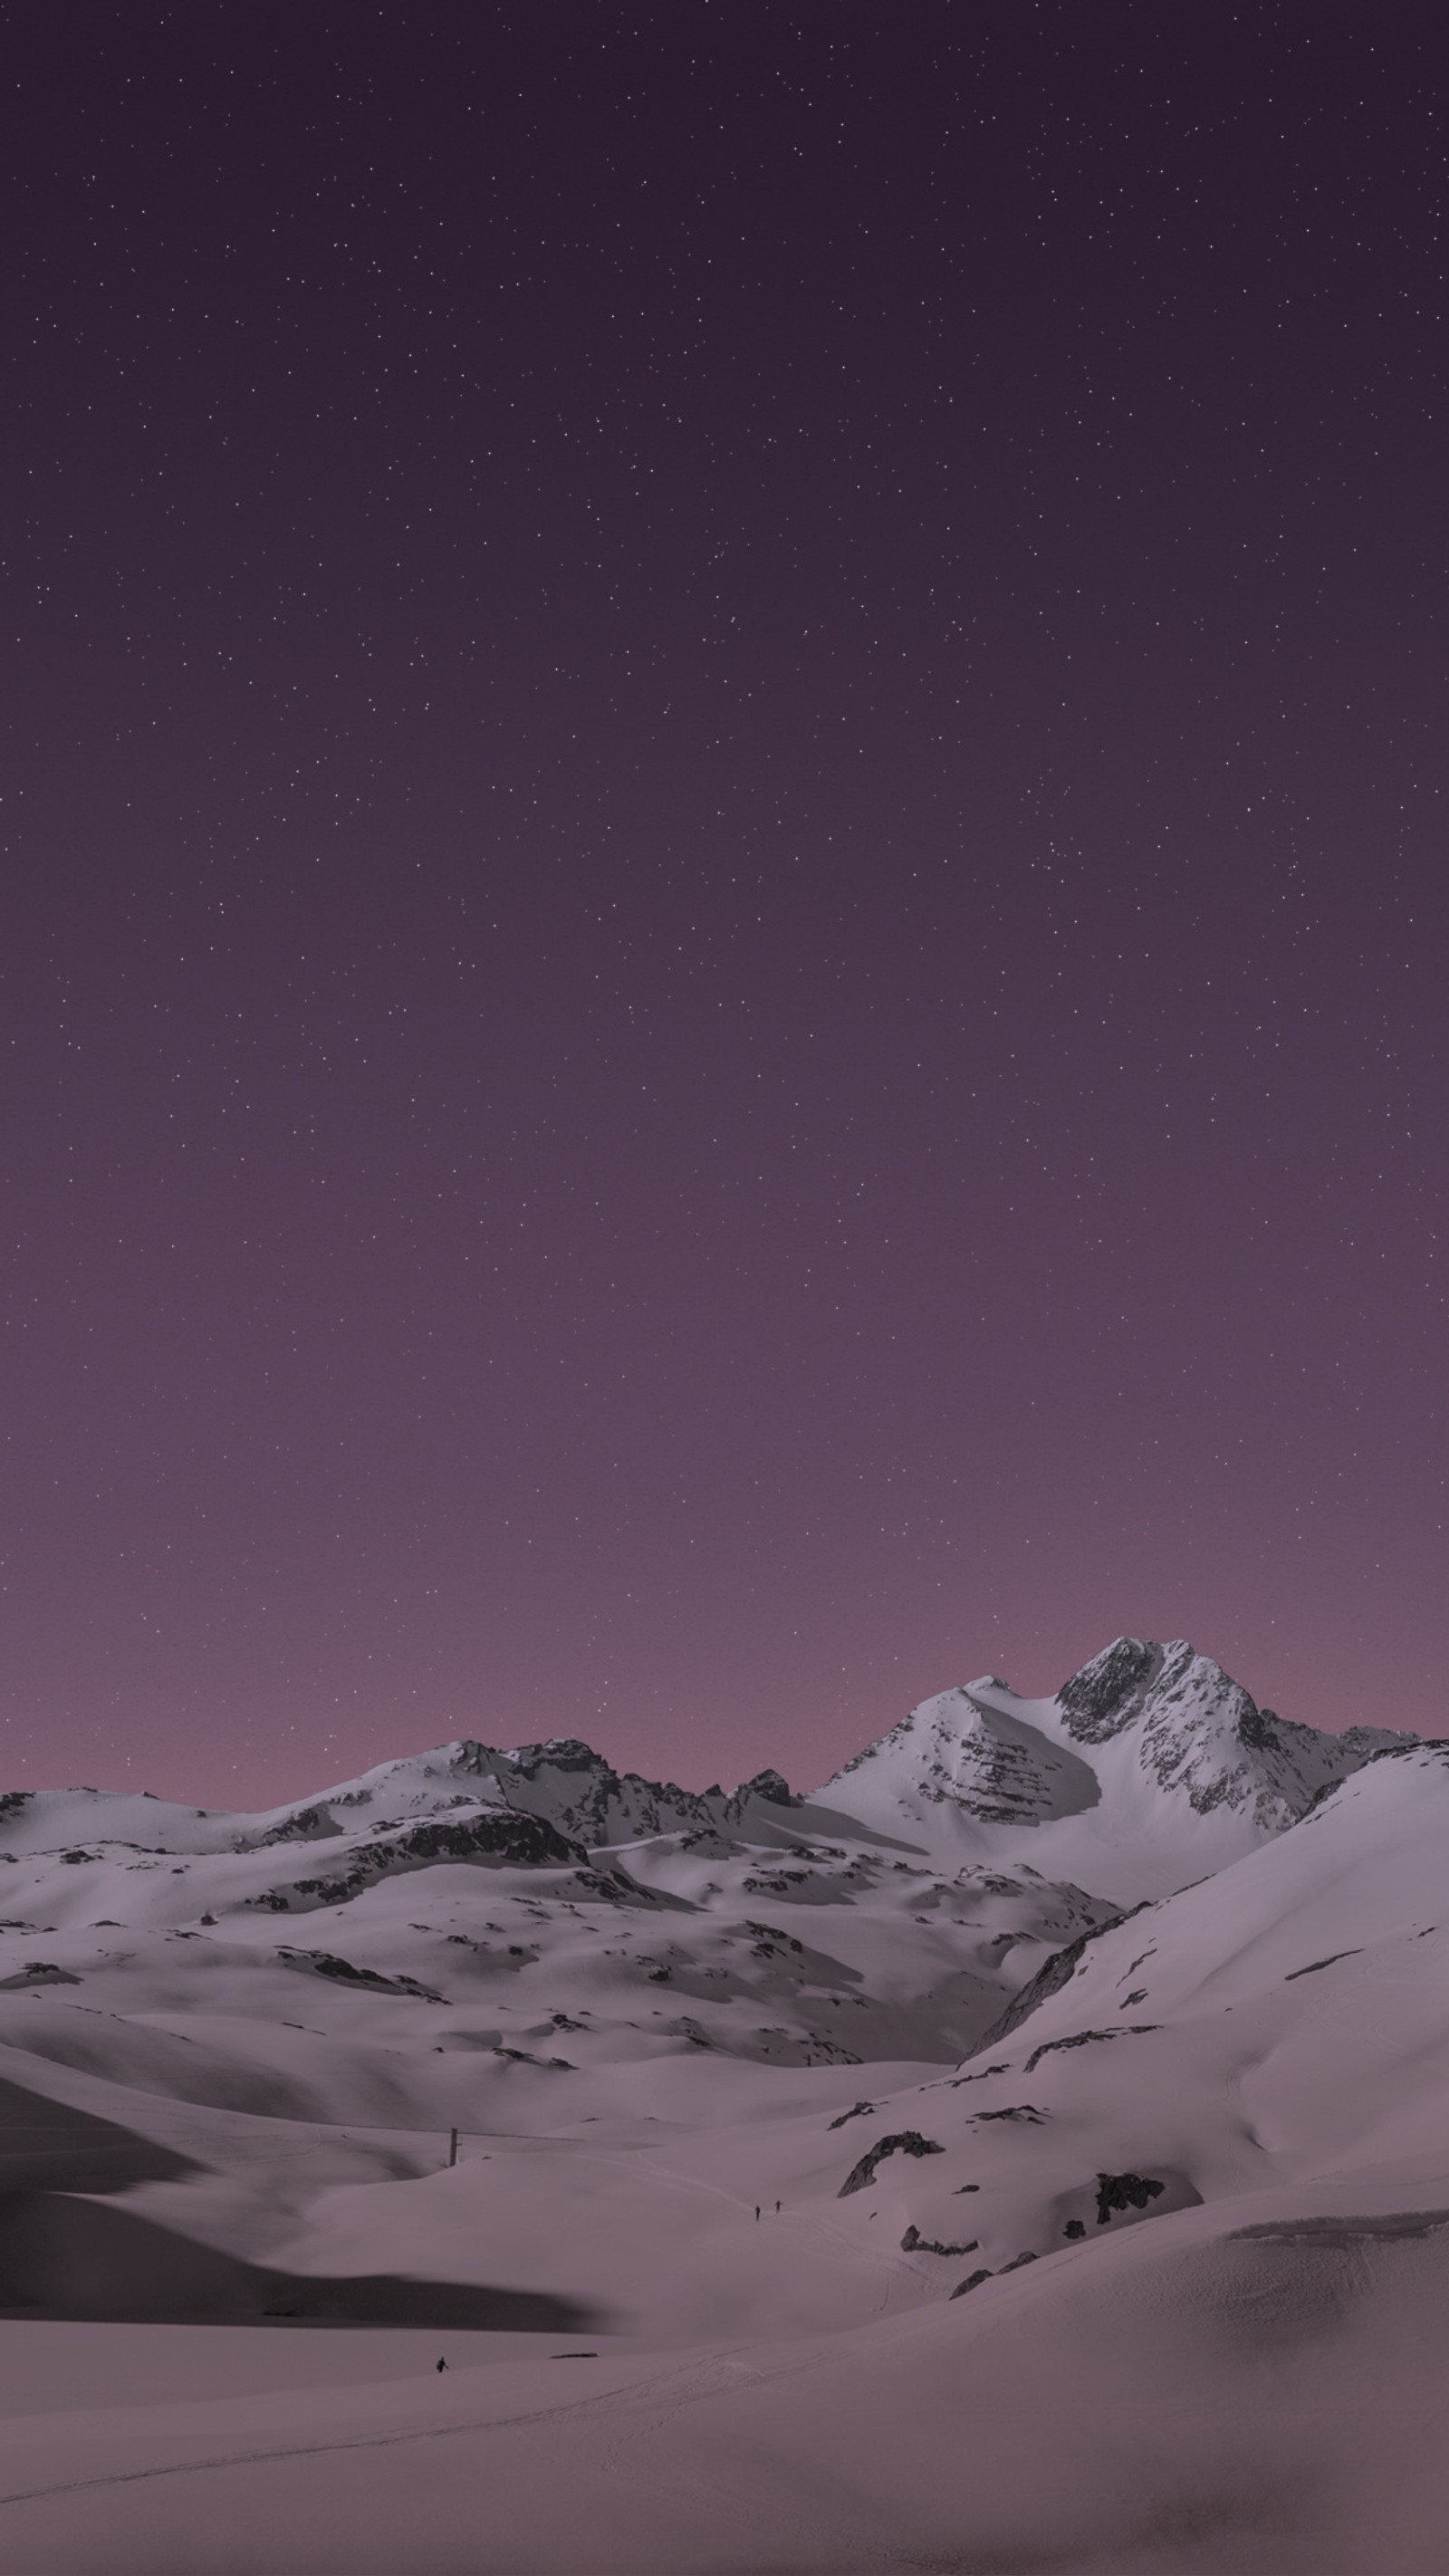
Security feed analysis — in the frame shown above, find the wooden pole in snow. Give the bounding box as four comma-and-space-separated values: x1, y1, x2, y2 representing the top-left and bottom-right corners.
448, 2127, 458, 2167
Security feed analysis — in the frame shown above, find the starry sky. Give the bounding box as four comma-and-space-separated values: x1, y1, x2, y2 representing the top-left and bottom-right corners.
5, 5, 1446, 1808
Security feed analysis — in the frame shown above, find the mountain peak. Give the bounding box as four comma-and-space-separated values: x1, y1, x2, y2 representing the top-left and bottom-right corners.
1055, 1636, 1163, 1742
820, 1687, 1099, 1836
810, 1639, 1417, 1902
1054, 1636, 1415, 1834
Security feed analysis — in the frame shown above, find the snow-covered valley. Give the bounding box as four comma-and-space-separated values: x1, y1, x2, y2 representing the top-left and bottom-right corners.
2, 1636, 1446, 2571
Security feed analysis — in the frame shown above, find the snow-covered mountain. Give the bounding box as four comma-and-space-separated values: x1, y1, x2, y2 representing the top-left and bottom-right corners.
818, 1634, 1411, 1899
0, 1635, 1411, 2095
0, 1639, 1442, 2574
4, 1633, 1406, 1899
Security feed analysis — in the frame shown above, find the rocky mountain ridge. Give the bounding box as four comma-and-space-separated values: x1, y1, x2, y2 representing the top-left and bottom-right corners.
3, 1638, 1410, 1909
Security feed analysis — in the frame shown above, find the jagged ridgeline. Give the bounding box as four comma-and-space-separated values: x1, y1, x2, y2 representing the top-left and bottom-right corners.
0, 1638, 1427, 2342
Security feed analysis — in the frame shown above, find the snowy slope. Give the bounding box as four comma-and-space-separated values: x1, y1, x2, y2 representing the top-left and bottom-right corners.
5, 2167, 1446, 2576
0, 1642, 1444, 2570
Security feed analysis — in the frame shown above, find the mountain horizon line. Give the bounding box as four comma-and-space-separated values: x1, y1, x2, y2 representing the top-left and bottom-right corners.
9, 1639, 1418, 1900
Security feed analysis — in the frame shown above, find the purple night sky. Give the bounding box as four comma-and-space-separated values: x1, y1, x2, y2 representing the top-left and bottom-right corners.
4, 8, 1445, 1809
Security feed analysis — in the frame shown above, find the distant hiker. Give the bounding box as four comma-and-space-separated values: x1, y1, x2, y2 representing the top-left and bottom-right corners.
775, 2200, 781, 2213
436, 2357, 447, 2373
754, 2205, 760, 2220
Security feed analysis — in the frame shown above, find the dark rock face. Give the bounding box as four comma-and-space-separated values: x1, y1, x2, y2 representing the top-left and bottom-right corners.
1137, 1641, 1270, 1815
1235, 1702, 1277, 1752
505, 1738, 603, 1779
938, 1712, 1097, 1830
1023, 2024, 1159, 2074
391, 1811, 581, 1869
486, 1741, 722, 1846
970, 1905, 1148, 2053
900, 2225, 979, 2255
1283, 1949, 1362, 1981
1057, 1638, 1160, 1743
828, 2100, 877, 2131
398, 1736, 792, 1849
839, 2131, 945, 2196
1095, 2171, 1166, 2225
255, 1804, 343, 1848
285, 1807, 583, 1907
278, 1948, 443, 2003
1128, 1641, 1414, 1828
734, 1768, 793, 1810
1340, 1729, 1425, 1766
950, 2268, 993, 2298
